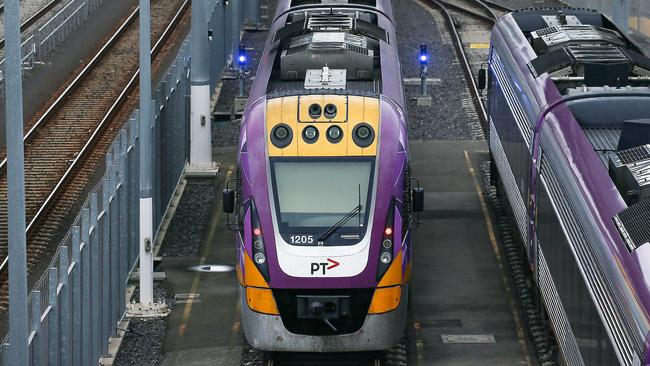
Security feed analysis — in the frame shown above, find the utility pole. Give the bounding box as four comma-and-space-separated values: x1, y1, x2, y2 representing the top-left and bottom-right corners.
4, 0, 30, 364
138, 0, 154, 305
189, 0, 214, 173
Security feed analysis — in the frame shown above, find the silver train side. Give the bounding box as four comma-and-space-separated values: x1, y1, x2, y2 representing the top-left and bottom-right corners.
487, 8, 650, 366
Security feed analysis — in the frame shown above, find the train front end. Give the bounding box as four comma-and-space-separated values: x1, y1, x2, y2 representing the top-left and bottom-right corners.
224, 92, 418, 352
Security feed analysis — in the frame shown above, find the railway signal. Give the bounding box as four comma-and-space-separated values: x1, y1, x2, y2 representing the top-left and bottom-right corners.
238, 44, 247, 98
419, 43, 429, 97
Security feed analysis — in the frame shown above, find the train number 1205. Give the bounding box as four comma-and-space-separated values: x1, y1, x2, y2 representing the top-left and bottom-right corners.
290, 235, 314, 244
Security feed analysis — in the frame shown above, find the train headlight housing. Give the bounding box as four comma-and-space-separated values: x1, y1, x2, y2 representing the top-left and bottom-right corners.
249, 200, 270, 281
353, 123, 375, 148
308, 103, 322, 119
376, 199, 395, 280
270, 123, 293, 148
302, 125, 319, 143
326, 125, 343, 143
324, 103, 337, 119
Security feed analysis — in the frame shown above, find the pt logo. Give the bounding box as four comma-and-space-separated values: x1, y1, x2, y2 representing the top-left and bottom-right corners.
310, 258, 340, 275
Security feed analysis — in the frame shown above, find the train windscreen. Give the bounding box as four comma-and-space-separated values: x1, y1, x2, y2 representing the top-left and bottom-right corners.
270, 157, 375, 245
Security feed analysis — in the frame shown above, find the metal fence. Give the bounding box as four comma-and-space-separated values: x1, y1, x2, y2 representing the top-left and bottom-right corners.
0, 0, 256, 364
0, 0, 104, 99
562, 0, 650, 49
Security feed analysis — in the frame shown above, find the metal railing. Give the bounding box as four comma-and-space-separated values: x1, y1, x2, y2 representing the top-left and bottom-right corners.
0, 0, 256, 364
0, 0, 103, 99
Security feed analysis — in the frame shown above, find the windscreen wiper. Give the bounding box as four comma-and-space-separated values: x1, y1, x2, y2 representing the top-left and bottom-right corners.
317, 205, 362, 244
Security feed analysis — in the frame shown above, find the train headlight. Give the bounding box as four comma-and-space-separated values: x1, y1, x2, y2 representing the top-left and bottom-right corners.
352, 123, 375, 148
326, 125, 343, 143
383, 239, 392, 249
271, 124, 293, 148
302, 125, 319, 143
308, 103, 322, 119
380, 252, 392, 264
254, 239, 264, 250
324, 103, 337, 119
254, 252, 266, 265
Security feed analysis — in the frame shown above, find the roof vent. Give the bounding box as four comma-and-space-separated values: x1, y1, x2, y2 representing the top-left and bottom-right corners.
609, 144, 650, 205
280, 32, 374, 80
304, 67, 347, 89
614, 199, 650, 251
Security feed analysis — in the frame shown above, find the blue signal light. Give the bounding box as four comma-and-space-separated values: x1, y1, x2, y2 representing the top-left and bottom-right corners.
419, 43, 428, 65
238, 44, 247, 65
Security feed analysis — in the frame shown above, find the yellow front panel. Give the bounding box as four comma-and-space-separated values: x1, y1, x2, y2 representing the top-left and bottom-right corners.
266, 95, 380, 157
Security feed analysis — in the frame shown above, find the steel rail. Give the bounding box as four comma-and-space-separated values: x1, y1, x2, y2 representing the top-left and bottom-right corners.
480, 0, 514, 13
439, 0, 496, 23
423, 0, 490, 129
0, 0, 190, 274
0, 0, 65, 49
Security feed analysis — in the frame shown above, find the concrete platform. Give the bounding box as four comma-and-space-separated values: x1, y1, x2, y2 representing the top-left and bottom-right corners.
156, 140, 536, 365
407, 140, 535, 366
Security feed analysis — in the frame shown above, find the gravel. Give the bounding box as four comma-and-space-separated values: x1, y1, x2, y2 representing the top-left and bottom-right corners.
114, 287, 176, 366
395, 0, 484, 141
158, 178, 216, 257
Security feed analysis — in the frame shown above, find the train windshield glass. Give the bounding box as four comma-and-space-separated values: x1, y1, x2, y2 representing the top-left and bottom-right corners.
270, 158, 374, 239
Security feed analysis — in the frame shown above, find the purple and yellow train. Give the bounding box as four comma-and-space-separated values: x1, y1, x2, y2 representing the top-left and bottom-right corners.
222, 0, 422, 352
487, 8, 650, 365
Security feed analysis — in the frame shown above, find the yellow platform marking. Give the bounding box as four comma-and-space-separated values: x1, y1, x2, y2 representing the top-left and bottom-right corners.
464, 151, 532, 366
470, 43, 490, 49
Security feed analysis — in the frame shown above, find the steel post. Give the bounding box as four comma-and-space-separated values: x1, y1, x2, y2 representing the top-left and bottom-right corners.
71, 228, 81, 366
47, 267, 59, 366
81, 208, 91, 365
101, 177, 111, 351
4, 0, 30, 363
190, 0, 212, 169
90, 193, 101, 361
30, 292, 41, 365
139, 0, 154, 305
58, 247, 70, 366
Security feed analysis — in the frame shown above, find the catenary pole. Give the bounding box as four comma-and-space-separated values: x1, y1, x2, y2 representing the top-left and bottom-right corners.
139, 0, 154, 305
4, 0, 30, 364
190, 0, 212, 169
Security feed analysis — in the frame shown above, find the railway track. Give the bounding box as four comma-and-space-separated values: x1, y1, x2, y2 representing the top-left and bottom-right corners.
0, 0, 191, 311
0, 0, 66, 51
421, 0, 512, 130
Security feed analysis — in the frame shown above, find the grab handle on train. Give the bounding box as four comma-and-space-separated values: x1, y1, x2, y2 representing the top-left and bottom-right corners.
223, 189, 235, 213
412, 187, 425, 212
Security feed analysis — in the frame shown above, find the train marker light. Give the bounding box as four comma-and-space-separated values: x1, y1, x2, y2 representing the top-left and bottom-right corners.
383, 239, 393, 249
324, 103, 337, 119
384, 227, 393, 236
253, 227, 262, 236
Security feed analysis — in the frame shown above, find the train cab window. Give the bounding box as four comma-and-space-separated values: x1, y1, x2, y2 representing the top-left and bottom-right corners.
270, 157, 375, 246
